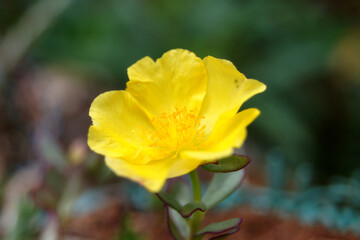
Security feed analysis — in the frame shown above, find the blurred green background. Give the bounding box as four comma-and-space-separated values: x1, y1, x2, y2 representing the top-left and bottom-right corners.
0, 0, 360, 239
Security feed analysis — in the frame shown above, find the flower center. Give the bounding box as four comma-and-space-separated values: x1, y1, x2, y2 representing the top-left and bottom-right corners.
143, 107, 206, 156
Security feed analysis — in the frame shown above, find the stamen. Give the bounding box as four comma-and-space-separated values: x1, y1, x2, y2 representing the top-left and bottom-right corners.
140, 107, 206, 157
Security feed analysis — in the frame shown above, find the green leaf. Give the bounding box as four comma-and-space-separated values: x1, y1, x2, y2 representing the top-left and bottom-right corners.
164, 181, 191, 239
208, 228, 239, 240
201, 155, 250, 173
196, 218, 242, 236
164, 205, 183, 240
180, 201, 207, 218
203, 170, 245, 209
156, 192, 182, 214
169, 208, 189, 239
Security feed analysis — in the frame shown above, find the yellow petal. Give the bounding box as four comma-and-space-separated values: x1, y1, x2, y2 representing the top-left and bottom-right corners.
106, 154, 205, 192
181, 108, 260, 161
105, 157, 169, 192
166, 157, 204, 178
88, 126, 136, 158
105, 157, 168, 192
180, 148, 233, 163
88, 90, 157, 164
126, 49, 207, 117
200, 56, 266, 134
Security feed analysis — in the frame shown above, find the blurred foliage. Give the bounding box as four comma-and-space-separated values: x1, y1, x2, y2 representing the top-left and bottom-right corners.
0, 0, 31, 34
4, 198, 40, 240
0, 0, 360, 238
113, 216, 144, 240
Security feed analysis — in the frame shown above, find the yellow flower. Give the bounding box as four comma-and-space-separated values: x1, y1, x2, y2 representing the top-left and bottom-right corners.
88, 49, 266, 192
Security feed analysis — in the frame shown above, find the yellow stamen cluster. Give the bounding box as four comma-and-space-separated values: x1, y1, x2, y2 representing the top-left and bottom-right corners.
143, 107, 206, 157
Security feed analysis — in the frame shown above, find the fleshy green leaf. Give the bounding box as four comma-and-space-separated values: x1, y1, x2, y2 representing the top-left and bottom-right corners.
169, 208, 189, 239
196, 218, 242, 236
208, 228, 239, 240
201, 154, 250, 173
156, 192, 182, 214
166, 181, 191, 238
180, 201, 207, 218
164, 205, 183, 240
203, 170, 245, 209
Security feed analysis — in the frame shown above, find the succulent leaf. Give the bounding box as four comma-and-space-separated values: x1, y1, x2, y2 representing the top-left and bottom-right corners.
201, 154, 250, 173
196, 218, 242, 236
203, 170, 245, 209
157, 192, 182, 213
180, 201, 207, 218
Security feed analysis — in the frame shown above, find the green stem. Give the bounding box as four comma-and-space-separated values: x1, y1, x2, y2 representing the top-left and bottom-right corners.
189, 170, 201, 201
188, 169, 205, 240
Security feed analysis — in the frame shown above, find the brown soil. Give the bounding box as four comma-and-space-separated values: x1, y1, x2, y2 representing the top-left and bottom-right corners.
65, 202, 360, 240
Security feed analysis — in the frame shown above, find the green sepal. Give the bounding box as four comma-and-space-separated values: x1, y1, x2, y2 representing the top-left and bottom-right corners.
203, 170, 245, 209
180, 200, 207, 218
196, 218, 242, 236
201, 154, 250, 173
156, 192, 182, 214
